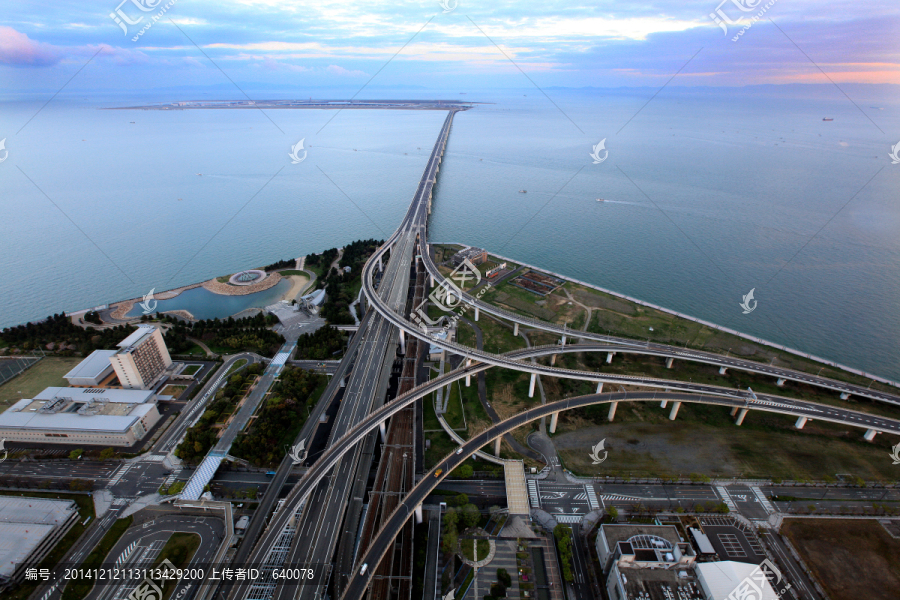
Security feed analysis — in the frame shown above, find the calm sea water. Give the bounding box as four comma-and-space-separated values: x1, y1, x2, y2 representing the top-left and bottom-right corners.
1, 88, 898, 379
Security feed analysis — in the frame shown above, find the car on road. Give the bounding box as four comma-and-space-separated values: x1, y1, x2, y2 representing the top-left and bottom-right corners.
434, 469, 443, 477
456, 448, 463, 455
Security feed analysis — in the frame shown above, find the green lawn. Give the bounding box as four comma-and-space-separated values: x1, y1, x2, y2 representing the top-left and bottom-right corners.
182, 364, 202, 375
152, 532, 201, 600
0, 357, 82, 411
224, 358, 248, 376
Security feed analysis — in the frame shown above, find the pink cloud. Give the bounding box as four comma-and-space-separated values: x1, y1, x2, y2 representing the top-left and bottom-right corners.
326, 64, 367, 77
0, 26, 62, 67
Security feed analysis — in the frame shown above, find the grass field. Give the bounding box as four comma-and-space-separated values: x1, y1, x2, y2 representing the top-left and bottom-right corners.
0, 357, 81, 411
152, 532, 202, 600
161, 385, 187, 396
781, 519, 900, 600
182, 364, 202, 375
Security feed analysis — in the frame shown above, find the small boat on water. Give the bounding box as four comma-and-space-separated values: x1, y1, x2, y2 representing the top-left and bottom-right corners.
822, 117, 834, 121
596, 198, 605, 202
519, 190, 527, 193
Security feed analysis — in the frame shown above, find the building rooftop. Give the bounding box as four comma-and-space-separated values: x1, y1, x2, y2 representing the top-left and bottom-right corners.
0, 496, 78, 580
603, 524, 685, 550
696, 561, 779, 600
614, 565, 705, 600
116, 326, 157, 350
63, 350, 116, 380
0, 398, 155, 433
34, 387, 155, 405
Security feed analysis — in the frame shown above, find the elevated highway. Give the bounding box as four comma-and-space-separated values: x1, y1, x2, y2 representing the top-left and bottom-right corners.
416, 251, 900, 406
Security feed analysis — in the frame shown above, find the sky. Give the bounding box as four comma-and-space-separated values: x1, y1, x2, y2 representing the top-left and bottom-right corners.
1, 0, 899, 95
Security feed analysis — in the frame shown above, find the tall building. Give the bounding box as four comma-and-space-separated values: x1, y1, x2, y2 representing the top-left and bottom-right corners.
110, 326, 172, 390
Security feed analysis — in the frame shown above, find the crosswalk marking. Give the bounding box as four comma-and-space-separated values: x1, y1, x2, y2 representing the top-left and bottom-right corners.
585, 486, 600, 511
601, 494, 642, 502
751, 486, 776, 514
555, 515, 582, 523
716, 486, 738, 512
107, 463, 134, 486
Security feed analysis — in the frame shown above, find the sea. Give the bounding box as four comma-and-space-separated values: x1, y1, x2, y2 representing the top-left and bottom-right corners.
1, 86, 898, 379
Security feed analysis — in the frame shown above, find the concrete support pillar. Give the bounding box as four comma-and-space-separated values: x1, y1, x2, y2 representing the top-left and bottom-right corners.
494, 437, 501, 456
596, 382, 604, 394
795, 417, 808, 429
606, 352, 615, 364
528, 373, 537, 398
840, 392, 850, 400
379, 421, 386, 442
551, 354, 557, 366
776, 377, 785, 387
465, 359, 471, 387
668, 401, 681, 421
665, 357, 674, 369
608, 402, 618, 422
378, 256, 383, 271
730, 407, 738, 417
864, 429, 878, 442
340, 376, 346, 388
430, 273, 434, 287
399, 330, 406, 354
474, 307, 480, 321
561, 335, 567, 346
718, 366, 727, 375
660, 400, 668, 408
513, 322, 519, 336
550, 412, 559, 433
735, 408, 748, 426
414, 504, 423, 524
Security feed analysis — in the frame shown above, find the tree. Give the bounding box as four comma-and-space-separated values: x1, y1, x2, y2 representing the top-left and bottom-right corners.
453, 493, 469, 507
99, 448, 115, 460
458, 464, 474, 478
497, 568, 512, 588
461, 504, 481, 528
68, 449, 83, 460
444, 508, 459, 529
489, 583, 507, 598
607, 506, 618, 522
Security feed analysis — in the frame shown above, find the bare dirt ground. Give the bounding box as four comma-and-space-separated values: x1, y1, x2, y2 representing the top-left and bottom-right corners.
781, 519, 900, 600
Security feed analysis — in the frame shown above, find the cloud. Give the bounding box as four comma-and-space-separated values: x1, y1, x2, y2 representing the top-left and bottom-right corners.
325, 64, 367, 76
0, 26, 62, 67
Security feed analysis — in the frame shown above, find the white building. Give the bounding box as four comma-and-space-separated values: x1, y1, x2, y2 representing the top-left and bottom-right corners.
0, 496, 79, 589
696, 561, 780, 600
63, 349, 117, 387
110, 326, 172, 390
596, 524, 704, 600
0, 387, 160, 447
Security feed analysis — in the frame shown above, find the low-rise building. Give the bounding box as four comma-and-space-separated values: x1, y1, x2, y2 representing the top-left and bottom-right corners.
0, 496, 79, 589
0, 386, 160, 447
63, 349, 117, 387
110, 326, 172, 390
597, 524, 704, 600
450, 247, 487, 267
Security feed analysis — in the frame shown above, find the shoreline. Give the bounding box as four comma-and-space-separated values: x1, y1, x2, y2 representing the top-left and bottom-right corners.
434, 241, 900, 389
201, 272, 282, 296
